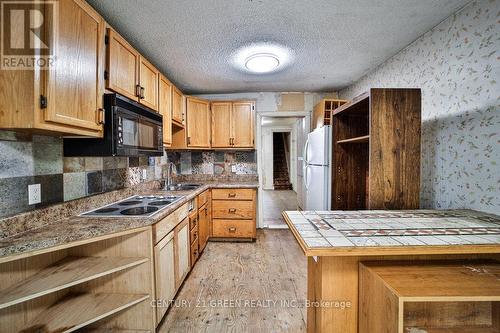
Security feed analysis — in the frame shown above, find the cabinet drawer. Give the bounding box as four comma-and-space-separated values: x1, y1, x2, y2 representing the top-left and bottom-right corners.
189, 211, 198, 231
212, 189, 254, 201
190, 240, 199, 266
153, 203, 189, 244
198, 190, 210, 207
190, 225, 198, 244
212, 219, 255, 238
212, 200, 254, 219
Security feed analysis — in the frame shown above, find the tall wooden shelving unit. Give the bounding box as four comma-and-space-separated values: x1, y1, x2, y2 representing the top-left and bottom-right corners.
331, 88, 421, 210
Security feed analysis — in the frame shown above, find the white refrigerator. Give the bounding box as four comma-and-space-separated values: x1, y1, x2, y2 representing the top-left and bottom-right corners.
303, 126, 332, 211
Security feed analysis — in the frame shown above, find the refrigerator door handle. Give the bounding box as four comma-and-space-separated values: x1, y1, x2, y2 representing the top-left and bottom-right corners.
304, 164, 311, 190
304, 138, 310, 164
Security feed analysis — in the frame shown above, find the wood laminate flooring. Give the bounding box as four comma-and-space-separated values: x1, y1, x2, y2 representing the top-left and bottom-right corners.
158, 229, 307, 333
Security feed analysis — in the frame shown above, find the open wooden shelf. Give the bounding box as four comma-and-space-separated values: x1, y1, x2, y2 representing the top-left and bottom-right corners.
404, 326, 499, 333
0, 256, 149, 309
22, 293, 149, 333
332, 91, 369, 116
337, 135, 370, 144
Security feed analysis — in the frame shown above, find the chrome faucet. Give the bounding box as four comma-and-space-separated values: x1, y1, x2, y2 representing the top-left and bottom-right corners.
166, 162, 177, 189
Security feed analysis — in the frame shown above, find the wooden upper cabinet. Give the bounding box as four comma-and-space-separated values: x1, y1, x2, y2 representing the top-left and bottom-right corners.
106, 28, 139, 101
138, 57, 159, 111
106, 29, 159, 112
159, 75, 172, 146
172, 86, 184, 126
186, 97, 211, 148
232, 102, 255, 148
211, 102, 232, 148
42, 0, 105, 136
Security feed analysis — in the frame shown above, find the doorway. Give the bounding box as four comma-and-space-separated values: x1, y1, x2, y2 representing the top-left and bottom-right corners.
257, 113, 310, 229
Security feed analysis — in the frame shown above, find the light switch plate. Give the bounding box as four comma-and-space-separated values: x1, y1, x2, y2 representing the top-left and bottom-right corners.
231, 165, 237, 173
142, 169, 147, 180
28, 184, 41, 205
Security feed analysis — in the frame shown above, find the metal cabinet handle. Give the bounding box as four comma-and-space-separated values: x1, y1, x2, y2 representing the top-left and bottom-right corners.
228, 193, 236, 198
97, 108, 105, 125
228, 227, 236, 232
135, 84, 141, 97
228, 208, 236, 213
140, 87, 145, 99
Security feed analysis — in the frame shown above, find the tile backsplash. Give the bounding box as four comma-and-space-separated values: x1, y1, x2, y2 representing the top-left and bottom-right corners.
166, 151, 257, 176
0, 130, 258, 219
0, 131, 168, 219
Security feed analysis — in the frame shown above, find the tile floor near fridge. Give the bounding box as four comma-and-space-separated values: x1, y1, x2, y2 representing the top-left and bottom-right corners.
262, 190, 298, 228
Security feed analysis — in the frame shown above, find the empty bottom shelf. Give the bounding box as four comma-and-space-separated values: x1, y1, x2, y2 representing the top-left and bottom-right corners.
404, 326, 499, 333
21, 293, 149, 333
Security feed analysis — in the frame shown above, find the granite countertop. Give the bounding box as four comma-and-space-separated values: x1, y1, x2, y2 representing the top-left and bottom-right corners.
0, 181, 259, 260
282, 210, 500, 257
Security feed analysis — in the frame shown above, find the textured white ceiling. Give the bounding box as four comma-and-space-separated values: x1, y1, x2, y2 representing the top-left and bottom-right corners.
87, 0, 470, 94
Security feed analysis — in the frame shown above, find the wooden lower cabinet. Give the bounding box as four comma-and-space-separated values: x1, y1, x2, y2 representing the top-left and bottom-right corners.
175, 218, 190, 289
153, 231, 176, 324
153, 204, 196, 326
0, 228, 156, 332
211, 189, 256, 239
212, 200, 254, 219
212, 219, 256, 238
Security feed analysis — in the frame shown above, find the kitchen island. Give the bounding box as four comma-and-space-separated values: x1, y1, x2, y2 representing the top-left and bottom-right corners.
282, 209, 500, 333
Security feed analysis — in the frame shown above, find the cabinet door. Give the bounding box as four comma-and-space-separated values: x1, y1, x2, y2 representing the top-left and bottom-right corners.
153, 231, 176, 324
106, 29, 139, 101
232, 102, 255, 148
159, 75, 172, 145
172, 86, 184, 126
139, 57, 159, 111
198, 203, 209, 252
43, 0, 104, 135
186, 97, 211, 148
211, 102, 232, 148
175, 217, 190, 288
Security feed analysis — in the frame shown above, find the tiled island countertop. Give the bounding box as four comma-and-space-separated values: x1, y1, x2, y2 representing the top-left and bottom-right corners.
0, 181, 258, 260
282, 209, 500, 256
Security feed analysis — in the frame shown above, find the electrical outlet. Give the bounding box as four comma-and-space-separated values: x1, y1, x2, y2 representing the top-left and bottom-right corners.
28, 184, 41, 205
231, 164, 237, 173
142, 169, 147, 180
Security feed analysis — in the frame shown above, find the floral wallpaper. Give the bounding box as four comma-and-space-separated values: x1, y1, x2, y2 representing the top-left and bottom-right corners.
340, 0, 500, 214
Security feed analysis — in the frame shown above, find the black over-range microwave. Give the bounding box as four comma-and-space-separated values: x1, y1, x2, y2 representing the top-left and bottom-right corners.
64, 93, 163, 157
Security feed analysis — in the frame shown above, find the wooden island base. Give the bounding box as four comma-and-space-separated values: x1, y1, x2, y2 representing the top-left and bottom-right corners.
307, 253, 500, 333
